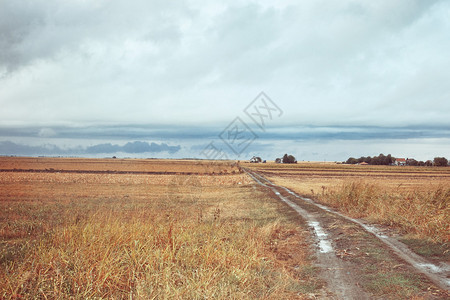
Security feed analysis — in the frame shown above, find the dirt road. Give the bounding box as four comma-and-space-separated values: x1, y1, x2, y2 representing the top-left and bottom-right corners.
245, 169, 449, 299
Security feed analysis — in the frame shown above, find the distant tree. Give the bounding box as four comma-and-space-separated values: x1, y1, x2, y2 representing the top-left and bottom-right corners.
425, 160, 433, 167
406, 159, 418, 166
275, 158, 282, 163
371, 154, 383, 165
346, 157, 358, 164
282, 154, 296, 164
386, 154, 394, 165
359, 156, 371, 164
418, 161, 425, 166
374, 153, 394, 165
433, 157, 448, 167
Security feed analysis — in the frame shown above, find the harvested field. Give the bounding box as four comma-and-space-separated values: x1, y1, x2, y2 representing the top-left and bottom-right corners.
245, 162, 450, 194
0, 157, 241, 175
2, 157, 448, 299
0, 158, 317, 299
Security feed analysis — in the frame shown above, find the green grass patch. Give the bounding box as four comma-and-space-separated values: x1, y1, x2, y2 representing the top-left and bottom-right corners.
365, 272, 422, 299
400, 236, 449, 261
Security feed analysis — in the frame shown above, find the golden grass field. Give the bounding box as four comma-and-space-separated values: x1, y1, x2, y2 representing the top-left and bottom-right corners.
1, 158, 449, 298
245, 162, 450, 244
0, 158, 317, 299
0, 157, 242, 175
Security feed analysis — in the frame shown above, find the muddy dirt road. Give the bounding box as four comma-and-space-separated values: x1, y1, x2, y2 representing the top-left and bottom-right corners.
245, 169, 449, 299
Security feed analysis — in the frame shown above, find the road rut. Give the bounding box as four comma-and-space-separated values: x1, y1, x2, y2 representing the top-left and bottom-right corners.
245, 169, 449, 298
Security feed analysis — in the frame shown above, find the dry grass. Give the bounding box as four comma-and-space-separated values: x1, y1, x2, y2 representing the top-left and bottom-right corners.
319, 181, 449, 243
0, 157, 242, 175
248, 162, 450, 243
0, 159, 315, 299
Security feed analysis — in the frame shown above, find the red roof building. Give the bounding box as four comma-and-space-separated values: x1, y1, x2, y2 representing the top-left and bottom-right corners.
395, 158, 406, 166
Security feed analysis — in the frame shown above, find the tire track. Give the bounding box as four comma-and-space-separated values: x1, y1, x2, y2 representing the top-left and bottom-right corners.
246, 169, 369, 299
245, 169, 450, 294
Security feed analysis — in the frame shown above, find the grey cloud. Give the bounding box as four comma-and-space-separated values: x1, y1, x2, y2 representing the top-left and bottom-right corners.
0, 141, 60, 156
0, 0, 188, 73
0, 0, 449, 130
85, 143, 121, 154
0, 140, 181, 156
1, 124, 449, 142
0, 1, 46, 72
121, 141, 180, 154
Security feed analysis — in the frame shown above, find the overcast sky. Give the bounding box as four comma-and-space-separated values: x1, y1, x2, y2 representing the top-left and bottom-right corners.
0, 0, 449, 160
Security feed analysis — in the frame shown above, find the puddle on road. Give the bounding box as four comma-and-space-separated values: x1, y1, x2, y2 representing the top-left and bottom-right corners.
308, 221, 333, 253
248, 172, 334, 254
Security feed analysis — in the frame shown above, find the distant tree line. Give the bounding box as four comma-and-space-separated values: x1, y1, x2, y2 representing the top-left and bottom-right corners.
404, 159, 433, 167
344, 154, 448, 167
345, 153, 394, 165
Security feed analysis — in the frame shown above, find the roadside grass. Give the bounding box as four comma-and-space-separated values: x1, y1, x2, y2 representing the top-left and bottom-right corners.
331, 224, 437, 299
255, 167, 449, 244
399, 236, 450, 262
364, 271, 422, 299
319, 181, 449, 243
361, 245, 427, 300
0, 170, 318, 299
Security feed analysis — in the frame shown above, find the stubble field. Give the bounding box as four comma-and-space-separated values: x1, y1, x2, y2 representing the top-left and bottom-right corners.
2, 157, 449, 299
0, 158, 317, 299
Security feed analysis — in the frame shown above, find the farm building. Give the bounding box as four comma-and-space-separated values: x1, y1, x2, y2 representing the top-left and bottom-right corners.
395, 158, 407, 166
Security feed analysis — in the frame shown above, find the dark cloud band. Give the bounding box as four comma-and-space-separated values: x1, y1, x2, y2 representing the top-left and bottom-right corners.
0, 140, 181, 156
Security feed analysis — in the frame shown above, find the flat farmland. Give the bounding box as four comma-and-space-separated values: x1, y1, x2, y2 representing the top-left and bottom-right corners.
245, 162, 450, 244
244, 162, 450, 194
0, 157, 241, 175
1, 158, 449, 299
0, 158, 317, 299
